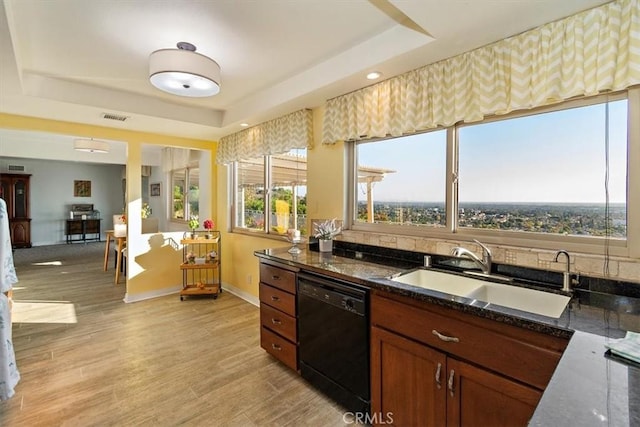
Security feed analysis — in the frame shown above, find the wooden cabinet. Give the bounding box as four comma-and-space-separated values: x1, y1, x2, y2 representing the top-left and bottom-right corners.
370, 291, 569, 426
0, 174, 31, 248
179, 231, 221, 300
259, 260, 299, 371
446, 358, 541, 427
371, 326, 446, 427
65, 219, 101, 243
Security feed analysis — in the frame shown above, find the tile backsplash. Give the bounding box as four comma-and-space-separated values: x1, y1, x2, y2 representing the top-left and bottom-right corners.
340, 230, 640, 285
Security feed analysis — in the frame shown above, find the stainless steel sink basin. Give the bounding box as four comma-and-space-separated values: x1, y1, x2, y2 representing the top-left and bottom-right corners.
391, 269, 570, 318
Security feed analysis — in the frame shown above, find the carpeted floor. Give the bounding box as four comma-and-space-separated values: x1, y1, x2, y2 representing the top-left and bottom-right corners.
12, 241, 105, 267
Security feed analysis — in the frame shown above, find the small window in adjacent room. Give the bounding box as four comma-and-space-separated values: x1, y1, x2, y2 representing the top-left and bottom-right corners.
171, 167, 199, 221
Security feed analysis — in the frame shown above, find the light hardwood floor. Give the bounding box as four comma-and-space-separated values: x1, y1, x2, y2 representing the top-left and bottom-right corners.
0, 243, 350, 426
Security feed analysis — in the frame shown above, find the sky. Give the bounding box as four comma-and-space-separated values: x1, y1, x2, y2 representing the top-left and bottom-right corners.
357, 99, 628, 204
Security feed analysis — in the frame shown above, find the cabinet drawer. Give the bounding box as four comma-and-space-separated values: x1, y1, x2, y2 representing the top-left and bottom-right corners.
372, 293, 568, 390
261, 326, 297, 371
260, 283, 296, 316
260, 263, 296, 293
261, 304, 297, 343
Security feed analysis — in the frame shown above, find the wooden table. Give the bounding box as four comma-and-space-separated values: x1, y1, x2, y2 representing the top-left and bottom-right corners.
103, 230, 126, 284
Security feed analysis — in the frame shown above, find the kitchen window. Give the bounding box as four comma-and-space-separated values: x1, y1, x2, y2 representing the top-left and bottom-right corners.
232, 149, 307, 235
458, 97, 627, 239
171, 167, 199, 221
354, 130, 447, 228
349, 90, 637, 255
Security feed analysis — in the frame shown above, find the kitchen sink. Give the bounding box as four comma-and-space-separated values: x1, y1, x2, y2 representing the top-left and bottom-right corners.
391, 269, 570, 318
391, 269, 487, 297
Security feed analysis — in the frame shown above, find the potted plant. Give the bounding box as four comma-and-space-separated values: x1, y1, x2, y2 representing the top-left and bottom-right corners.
203, 219, 214, 238
313, 219, 342, 252
141, 203, 152, 219
188, 216, 199, 239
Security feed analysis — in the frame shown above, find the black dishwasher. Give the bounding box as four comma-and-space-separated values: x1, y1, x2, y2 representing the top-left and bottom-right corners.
297, 272, 370, 415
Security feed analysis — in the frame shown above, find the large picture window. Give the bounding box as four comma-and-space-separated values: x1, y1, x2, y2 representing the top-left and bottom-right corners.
458, 98, 627, 238
349, 91, 634, 253
233, 149, 307, 235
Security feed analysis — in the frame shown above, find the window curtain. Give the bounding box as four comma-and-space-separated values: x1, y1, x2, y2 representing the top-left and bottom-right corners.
161, 147, 191, 172
323, 0, 640, 144
121, 166, 153, 178
217, 109, 313, 164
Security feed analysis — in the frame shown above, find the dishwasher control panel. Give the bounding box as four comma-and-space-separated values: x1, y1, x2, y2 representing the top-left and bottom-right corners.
298, 278, 367, 316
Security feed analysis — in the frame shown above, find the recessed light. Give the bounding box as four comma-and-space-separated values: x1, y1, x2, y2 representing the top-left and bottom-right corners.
366, 71, 382, 80
240, 123, 249, 127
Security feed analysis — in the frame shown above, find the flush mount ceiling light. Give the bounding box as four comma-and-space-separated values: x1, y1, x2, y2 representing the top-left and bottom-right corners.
366, 71, 382, 80
149, 42, 221, 97
74, 139, 110, 154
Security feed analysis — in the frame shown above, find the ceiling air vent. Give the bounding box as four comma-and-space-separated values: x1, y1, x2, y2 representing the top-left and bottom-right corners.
101, 112, 129, 122
7, 164, 25, 172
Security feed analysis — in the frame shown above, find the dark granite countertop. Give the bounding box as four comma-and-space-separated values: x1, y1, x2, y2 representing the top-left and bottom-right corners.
255, 247, 640, 426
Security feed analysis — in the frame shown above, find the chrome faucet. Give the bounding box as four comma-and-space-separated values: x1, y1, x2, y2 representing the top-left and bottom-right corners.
451, 239, 492, 275
554, 250, 576, 292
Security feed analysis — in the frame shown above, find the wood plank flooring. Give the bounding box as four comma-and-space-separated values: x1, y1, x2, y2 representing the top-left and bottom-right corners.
0, 243, 350, 426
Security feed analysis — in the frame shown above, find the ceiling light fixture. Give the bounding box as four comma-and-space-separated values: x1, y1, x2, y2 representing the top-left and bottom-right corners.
74, 139, 110, 154
366, 71, 382, 80
240, 123, 249, 127
149, 42, 221, 97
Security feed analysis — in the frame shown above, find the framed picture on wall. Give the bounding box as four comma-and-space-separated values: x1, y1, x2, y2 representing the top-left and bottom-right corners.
74, 180, 91, 197
150, 182, 161, 197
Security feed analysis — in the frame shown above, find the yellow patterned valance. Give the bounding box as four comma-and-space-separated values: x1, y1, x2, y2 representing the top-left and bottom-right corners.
217, 109, 313, 164
323, 0, 640, 144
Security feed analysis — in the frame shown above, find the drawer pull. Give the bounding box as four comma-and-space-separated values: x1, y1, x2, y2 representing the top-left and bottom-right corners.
432, 329, 460, 343
271, 318, 282, 325
271, 295, 280, 302
435, 363, 442, 389
271, 343, 282, 351
272, 275, 280, 280
448, 369, 455, 397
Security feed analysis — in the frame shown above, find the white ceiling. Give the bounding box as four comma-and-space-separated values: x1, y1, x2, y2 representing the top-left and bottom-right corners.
0, 0, 610, 148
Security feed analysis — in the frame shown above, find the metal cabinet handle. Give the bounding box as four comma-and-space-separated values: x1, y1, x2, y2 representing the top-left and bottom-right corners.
271, 295, 280, 301
448, 369, 455, 397
435, 363, 442, 389
271, 318, 282, 325
271, 343, 281, 351
432, 329, 460, 343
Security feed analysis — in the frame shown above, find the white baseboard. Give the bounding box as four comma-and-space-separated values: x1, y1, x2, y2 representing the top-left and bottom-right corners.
221, 282, 259, 307
123, 285, 181, 303
123, 282, 259, 306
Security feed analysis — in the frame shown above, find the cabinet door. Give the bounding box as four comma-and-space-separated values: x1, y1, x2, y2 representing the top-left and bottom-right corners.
12, 177, 29, 218
85, 219, 100, 234
371, 326, 447, 427
67, 220, 83, 234
0, 179, 10, 212
10, 219, 31, 247
446, 358, 541, 427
